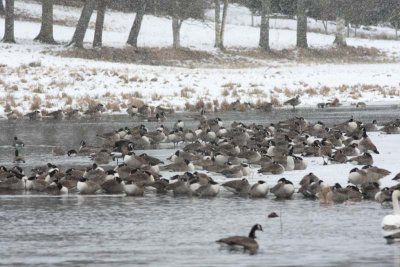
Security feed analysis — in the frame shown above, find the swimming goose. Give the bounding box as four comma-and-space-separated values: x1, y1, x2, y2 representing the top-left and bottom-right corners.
47, 109, 64, 120
77, 177, 101, 194
13, 136, 24, 147
13, 149, 25, 163
25, 175, 49, 191
222, 178, 250, 197
382, 190, 400, 240
270, 178, 295, 199
166, 177, 191, 196
375, 187, 392, 203
0, 173, 25, 191
216, 224, 263, 254
249, 180, 269, 198
64, 109, 81, 120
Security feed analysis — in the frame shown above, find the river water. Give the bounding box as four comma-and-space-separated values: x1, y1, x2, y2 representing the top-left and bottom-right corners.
1, 106, 400, 266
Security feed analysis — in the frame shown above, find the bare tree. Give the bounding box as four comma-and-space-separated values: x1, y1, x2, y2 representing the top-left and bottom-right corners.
127, 0, 147, 47
219, 0, 228, 50
259, 0, 270, 50
68, 0, 96, 48
2, 0, 15, 43
332, 0, 346, 46
214, 0, 222, 48
35, 0, 56, 44
0, 0, 5, 15
171, 0, 182, 49
296, 0, 308, 48
93, 0, 107, 47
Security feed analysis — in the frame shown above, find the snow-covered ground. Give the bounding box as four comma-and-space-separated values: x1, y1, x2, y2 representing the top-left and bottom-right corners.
0, 1, 399, 116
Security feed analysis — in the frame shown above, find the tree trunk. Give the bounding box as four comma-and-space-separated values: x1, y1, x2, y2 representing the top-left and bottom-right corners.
93, 0, 107, 48
296, 0, 307, 48
259, 0, 270, 50
354, 24, 357, 37
2, 0, 15, 43
127, 0, 146, 47
347, 22, 350, 37
322, 19, 328, 34
0, 0, 5, 15
251, 13, 254, 27
68, 0, 96, 48
396, 21, 398, 40
172, 17, 182, 49
333, 14, 346, 46
34, 0, 56, 44
219, 0, 228, 50
214, 0, 222, 48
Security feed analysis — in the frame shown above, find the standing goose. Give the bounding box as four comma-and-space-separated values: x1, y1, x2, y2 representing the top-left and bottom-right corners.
283, 95, 301, 111
358, 129, 379, 154
13, 149, 25, 163
216, 224, 263, 254
382, 190, 400, 240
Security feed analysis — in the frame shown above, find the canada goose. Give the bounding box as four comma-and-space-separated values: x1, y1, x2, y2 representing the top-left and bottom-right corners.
125, 169, 154, 185
25, 176, 49, 191
363, 120, 379, 132
382, 190, 400, 240
325, 150, 347, 164
221, 164, 244, 178
24, 110, 42, 120
0, 173, 25, 191
358, 130, 379, 154
194, 179, 220, 197
47, 109, 64, 120
362, 165, 391, 183
348, 168, 368, 186
124, 181, 145, 196
101, 176, 125, 194
293, 156, 307, 170
381, 123, 400, 134
162, 159, 195, 172
46, 180, 68, 195
283, 95, 301, 110
222, 178, 250, 196
64, 109, 81, 120
347, 152, 373, 165
270, 178, 295, 199
78, 140, 100, 155
375, 187, 392, 203
216, 224, 263, 254
67, 149, 78, 157
249, 180, 269, 198
13, 149, 25, 163
77, 177, 101, 194
298, 172, 320, 198
7, 111, 19, 120
124, 151, 146, 169
166, 177, 191, 196
361, 182, 380, 200
258, 162, 285, 175
13, 136, 24, 147
84, 103, 105, 118
126, 105, 139, 117
339, 143, 360, 157
147, 178, 170, 194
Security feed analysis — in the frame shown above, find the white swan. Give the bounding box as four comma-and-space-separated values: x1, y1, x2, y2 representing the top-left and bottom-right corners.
382, 190, 400, 240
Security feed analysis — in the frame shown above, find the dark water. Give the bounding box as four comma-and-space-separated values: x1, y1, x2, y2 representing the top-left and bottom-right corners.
1, 107, 400, 266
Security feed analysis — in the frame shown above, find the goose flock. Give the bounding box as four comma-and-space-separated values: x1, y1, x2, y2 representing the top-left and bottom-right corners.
2, 111, 400, 250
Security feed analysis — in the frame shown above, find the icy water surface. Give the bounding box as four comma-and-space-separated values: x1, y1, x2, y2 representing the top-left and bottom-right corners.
1, 107, 400, 266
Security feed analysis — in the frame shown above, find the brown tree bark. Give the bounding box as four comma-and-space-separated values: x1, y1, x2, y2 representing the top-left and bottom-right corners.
127, 0, 146, 47
35, 0, 56, 44
93, 0, 107, 47
214, 0, 222, 48
2, 0, 15, 43
68, 0, 96, 48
